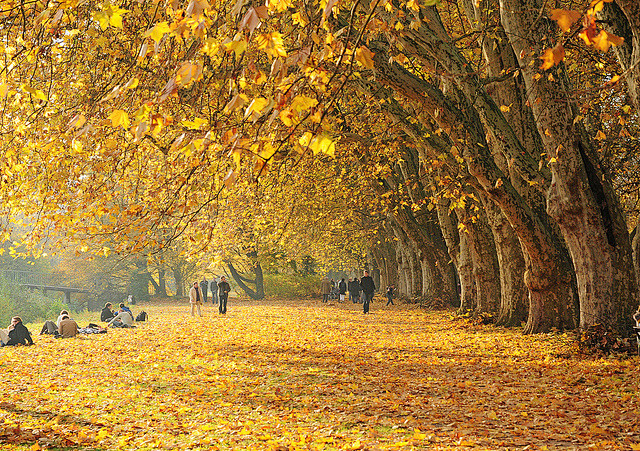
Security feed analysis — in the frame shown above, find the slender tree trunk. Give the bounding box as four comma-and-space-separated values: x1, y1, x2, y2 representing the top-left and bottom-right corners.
172, 265, 184, 297
156, 268, 168, 297
605, 0, 640, 111
481, 193, 528, 326
457, 230, 476, 313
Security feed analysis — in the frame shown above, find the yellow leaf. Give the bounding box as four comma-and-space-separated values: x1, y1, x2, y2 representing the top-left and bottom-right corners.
109, 109, 130, 128
594, 130, 606, 140
223, 169, 237, 189
68, 113, 86, 129
499, 104, 511, 112
540, 44, 565, 70
487, 410, 498, 419
124, 77, 139, 90
223, 94, 249, 114
290, 95, 318, 113
550, 9, 582, 33
592, 30, 624, 52
292, 12, 307, 26
224, 38, 248, 57
0, 83, 8, 98
245, 97, 269, 117
175, 62, 203, 87
255, 32, 287, 58
356, 45, 375, 69
202, 38, 220, 57
145, 22, 171, 42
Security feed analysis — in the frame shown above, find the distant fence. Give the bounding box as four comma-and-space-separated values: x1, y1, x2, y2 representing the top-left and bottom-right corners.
0, 270, 50, 287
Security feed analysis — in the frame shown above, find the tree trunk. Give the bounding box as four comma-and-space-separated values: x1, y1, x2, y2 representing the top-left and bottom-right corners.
368, 35, 576, 332
172, 265, 184, 297
457, 230, 476, 313
465, 206, 501, 314
605, 0, 640, 111
156, 268, 168, 297
500, 0, 639, 330
481, 192, 528, 326
227, 262, 265, 300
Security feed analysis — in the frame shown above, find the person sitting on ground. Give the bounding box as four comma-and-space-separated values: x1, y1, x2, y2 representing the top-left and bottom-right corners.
56, 310, 70, 328
4, 317, 34, 346
39, 320, 58, 335
58, 314, 79, 338
119, 303, 133, 318
108, 307, 134, 328
101, 302, 115, 322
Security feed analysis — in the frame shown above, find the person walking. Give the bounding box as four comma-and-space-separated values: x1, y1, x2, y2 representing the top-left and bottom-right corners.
189, 281, 204, 317
338, 278, 347, 302
352, 277, 361, 303
200, 277, 209, 303
320, 276, 331, 303
210, 277, 219, 305
359, 270, 376, 314
347, 278, 355, 303
386, 285, 395, 306
218, 276, 231, 314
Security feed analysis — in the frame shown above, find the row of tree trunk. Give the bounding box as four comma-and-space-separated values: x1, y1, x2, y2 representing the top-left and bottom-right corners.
344, 0, 640, 333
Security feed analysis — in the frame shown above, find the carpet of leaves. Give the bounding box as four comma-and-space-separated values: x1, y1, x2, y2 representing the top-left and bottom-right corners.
0, 299, 639, 450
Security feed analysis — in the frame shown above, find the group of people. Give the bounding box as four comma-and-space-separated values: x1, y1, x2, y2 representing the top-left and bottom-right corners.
321, 270, 378, 314
101, 302, 139, 328
189, 275, 231, 316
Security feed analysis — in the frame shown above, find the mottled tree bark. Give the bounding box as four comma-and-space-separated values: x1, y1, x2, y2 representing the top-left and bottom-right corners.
500, 0, 638, 330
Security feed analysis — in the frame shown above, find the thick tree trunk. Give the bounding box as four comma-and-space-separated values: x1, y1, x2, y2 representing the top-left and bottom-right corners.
466, 207, 501, 314
500, 0, 638, 330
632, 227, 640, 287
368, 35, 576, 332
435, 200, 462, 308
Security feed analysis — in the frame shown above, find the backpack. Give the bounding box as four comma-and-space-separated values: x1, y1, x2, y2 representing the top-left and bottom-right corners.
135, 311, 148, 322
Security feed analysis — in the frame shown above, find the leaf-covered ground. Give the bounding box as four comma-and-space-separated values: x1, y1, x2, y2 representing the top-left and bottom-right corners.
1, 299, 639, 450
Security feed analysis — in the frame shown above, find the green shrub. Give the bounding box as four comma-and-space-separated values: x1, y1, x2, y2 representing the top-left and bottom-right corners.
263, 273, 320, 299
0, 279, 69, 327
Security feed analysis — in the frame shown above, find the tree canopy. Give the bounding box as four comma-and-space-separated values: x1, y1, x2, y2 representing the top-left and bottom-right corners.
1, 0, 640, 332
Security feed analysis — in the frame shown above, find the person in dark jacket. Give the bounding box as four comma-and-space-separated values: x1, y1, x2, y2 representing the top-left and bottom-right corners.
352, 278, 361, 303
386, 285, 395, 306
338, 278, 347, 302
4, 317, 33, 346
218, 276, 231, 314
200, 277, 209, 303
101, 302, 115, 322
210, 277, 219, 305
359, 271, 376, 314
